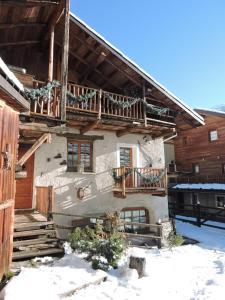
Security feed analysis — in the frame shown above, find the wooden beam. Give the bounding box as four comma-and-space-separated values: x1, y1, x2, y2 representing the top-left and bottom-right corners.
55, 40, 123, 93
73, 32, 142, 88
116, 128, 133, 137
0, 41, 39, 47
60, 0, 70, 122
143, 81, 147, 127
0, 23, 47, 29
44, 0, 65, 41
19, 123, 104, 140
48, 26, 55, 82
17, 133, 51, 167
80, 120, 100, 135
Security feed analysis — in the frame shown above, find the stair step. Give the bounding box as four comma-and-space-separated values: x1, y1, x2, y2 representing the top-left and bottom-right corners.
12, 248, 64, 260
13, 238, 58, 248
14, 229, 56, 238
14, 221, 55, 231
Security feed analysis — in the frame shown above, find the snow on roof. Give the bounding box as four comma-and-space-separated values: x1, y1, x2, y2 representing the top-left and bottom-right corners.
0, 56, 24, 92
173, 183, 225, 191
195, 108, 225, 118
70, 13, 204, 126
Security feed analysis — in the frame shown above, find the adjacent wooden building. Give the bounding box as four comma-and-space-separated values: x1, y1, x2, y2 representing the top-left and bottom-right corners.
169, 108, 225, 223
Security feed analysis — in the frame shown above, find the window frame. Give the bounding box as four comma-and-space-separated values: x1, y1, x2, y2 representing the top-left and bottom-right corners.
222, 163, 225, 175
119, 207, 149, 233
215, 195, 225, 208
209, 129, 218, 142
67, 140, 93, 173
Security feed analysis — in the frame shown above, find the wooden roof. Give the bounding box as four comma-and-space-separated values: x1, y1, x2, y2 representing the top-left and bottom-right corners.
0, 0, 204, 128
0, 57, 29, 111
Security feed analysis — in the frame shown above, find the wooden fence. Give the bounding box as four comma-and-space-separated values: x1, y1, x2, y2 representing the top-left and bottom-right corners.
169, 201, 225, 230
0, 200, 14, 280
36, 186, 54, 219
51, 211, 163, 248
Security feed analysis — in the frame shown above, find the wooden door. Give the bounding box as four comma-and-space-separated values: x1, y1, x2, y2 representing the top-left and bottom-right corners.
0, 105, 18, 280
120, 147, 133, 187
15, 148, 34, 209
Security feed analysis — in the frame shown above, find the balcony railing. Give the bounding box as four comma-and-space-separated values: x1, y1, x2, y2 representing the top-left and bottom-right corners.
29, 81, 175, 123
112, 167, 167, 198
30, 80, 61, 118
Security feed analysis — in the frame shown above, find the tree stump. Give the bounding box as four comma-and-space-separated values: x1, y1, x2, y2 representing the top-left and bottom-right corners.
129, 256, 146, 278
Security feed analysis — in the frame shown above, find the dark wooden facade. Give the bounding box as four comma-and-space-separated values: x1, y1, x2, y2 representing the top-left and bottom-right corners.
174, 110, 225, 180
169, 109, 225, 223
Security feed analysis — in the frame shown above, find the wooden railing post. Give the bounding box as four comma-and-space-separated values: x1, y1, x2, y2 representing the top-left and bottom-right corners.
98, 89, 102, 120
122, 166, 126, 198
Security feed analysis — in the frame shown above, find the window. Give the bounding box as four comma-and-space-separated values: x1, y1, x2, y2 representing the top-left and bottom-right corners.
209, 130, 218, 142
216, 195, 225, 208
193, 164, 200, 174
67, 140, 93, 172
191, 193, 199, 205
119, 208, 148, 233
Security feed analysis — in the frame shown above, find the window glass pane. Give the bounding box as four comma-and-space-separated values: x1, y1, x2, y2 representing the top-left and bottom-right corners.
133, 210, 139, 217
124, 211, 132, 218
139, 210, 145, 217
139, 216, 146, 223
80, 143, 91, 170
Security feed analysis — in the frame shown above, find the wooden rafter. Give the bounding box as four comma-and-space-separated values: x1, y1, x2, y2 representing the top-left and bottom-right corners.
0, 41, 39, 47
0, 23, 47, 29
17, 133, 51, 167
73, 32, 142, 88
44, 0, 65, 41
60, 0, 70, 122
79, 51, 107, 84
1, 1, 59, 6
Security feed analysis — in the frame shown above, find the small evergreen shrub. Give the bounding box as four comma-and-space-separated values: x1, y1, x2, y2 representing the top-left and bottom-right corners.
168, 231, 184, 248
68, 221, 126, 271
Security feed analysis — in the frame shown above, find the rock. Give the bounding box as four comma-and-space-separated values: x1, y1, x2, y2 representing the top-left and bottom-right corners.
129, 256, 146, 278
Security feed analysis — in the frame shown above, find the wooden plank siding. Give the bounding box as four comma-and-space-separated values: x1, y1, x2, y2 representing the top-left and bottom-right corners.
175, 114, 225, 178
36, 186, 55, 216
0, 104, 18, 280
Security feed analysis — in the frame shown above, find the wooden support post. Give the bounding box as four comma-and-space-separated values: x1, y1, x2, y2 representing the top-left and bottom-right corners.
17, 133, 51, 167
196, 202, 201, 227
98, 89, 102, 120
142, 81, 147, 127
122, 166, 126, 198
60, 0, 70, 122
157, 224, 162, 249
48, 25, 55, 82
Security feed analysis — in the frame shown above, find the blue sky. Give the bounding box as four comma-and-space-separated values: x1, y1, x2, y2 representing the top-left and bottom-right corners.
71, 0, 225, 109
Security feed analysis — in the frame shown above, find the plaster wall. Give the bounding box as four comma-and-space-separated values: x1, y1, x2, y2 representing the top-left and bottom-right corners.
34, 130, 169, 237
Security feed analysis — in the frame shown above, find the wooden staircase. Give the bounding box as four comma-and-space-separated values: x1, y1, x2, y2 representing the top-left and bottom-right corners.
13, 211, 64, 260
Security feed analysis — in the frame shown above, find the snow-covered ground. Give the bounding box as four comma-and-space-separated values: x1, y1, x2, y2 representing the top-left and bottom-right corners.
3, 220, 225, 300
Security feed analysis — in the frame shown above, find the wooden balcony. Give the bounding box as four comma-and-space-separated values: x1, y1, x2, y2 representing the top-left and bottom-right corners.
112, 167, 167, 198
28, 81, 176, 128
